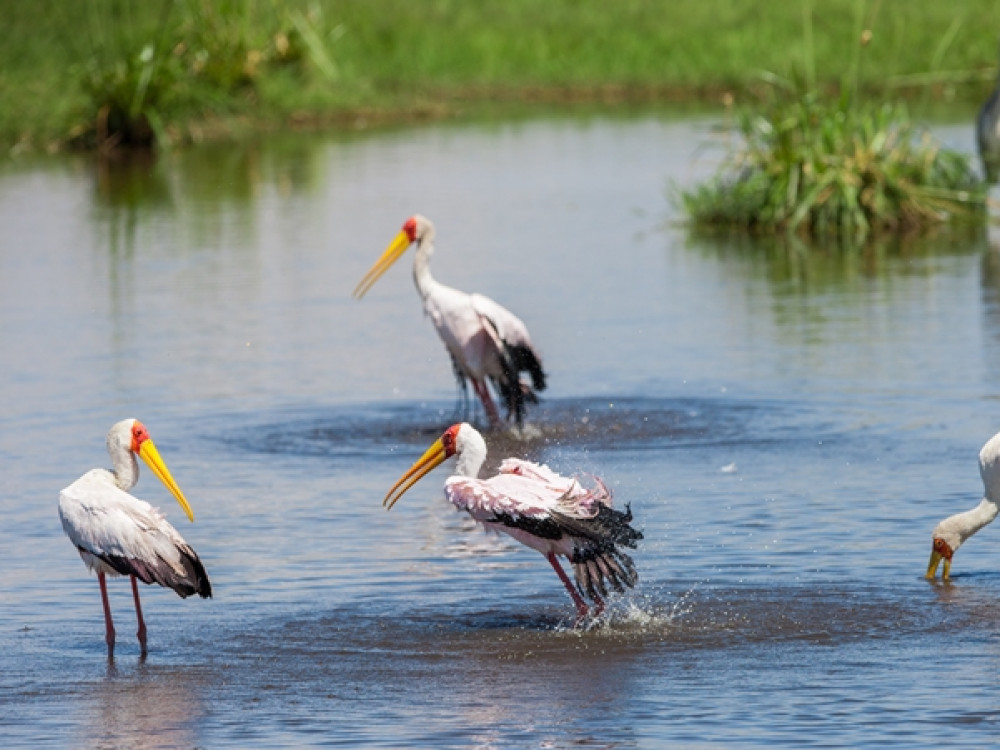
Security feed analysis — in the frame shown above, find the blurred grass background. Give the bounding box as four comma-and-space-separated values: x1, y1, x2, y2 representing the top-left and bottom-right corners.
2, 0, 1000, 153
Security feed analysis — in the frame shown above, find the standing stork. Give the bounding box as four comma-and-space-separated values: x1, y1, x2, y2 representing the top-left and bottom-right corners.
382, 422, 642, 623
927, 430, 1000, 580
354, 215, 547, 427
58, 419, 211, 657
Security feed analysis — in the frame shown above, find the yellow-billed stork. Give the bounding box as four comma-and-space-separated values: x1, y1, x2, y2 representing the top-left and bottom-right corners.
927, 431, 1000, 580
58, 419, 211, 656
354, 215, 546, 427
382, 422, 641, 623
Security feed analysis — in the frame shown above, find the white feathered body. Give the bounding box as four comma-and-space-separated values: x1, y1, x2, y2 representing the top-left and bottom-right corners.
422, 279, 534, 384
442, 446, 640, 599
59, 468, 209, 598
408, 215, 546, 424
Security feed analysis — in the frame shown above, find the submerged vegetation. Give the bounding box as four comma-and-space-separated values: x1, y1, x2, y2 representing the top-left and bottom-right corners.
4, 0, 1000, 155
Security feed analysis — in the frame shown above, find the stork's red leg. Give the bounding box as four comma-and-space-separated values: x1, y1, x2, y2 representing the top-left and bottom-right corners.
98, 572, 115, 656
472, 379, 501, 425
130, 576, 147, 656
546, 553, 589, 622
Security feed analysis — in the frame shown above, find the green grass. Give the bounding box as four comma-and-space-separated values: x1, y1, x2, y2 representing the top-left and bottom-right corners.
681, 85, 986, 240
680, 3, 988, 241
3, 0, 1000, 153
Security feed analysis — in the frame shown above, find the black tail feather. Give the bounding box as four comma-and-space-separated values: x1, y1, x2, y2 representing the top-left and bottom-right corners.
507, 343, 547, 392
571, 546, 638, 603
563, 499, 642, 604
96, 545, 212, 599
493, 344, 547, 426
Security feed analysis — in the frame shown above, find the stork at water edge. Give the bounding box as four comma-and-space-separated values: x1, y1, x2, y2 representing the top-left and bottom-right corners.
58, 419, 211, 657
354, 215, 547, 428
927, 431, 1000, 580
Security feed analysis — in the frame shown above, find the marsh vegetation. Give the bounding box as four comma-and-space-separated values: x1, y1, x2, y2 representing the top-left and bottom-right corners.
4, 0, 1000, 155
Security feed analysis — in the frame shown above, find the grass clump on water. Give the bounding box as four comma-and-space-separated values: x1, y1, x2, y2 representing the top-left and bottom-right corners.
683, 2, 987, 243
682, 82, 985, 241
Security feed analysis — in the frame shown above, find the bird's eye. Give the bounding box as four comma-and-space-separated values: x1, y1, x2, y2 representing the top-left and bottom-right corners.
441, 425, 459, 453
131, 423, 150, 450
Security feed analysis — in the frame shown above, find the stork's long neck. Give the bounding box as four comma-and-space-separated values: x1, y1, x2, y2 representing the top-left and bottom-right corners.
412, 236, 442, 305
945, 497, 1000, 545
455, 444, 486, 479
110, 446, 140, 492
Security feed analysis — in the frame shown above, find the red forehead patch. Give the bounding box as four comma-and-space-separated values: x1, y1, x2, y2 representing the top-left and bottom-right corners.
131, 420, 151, 452
441, 423, 461, 456
403, 216, 418, 242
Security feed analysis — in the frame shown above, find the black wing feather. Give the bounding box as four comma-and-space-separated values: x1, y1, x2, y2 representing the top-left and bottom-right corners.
489, 501, 643, 604
86, 545, 212, 599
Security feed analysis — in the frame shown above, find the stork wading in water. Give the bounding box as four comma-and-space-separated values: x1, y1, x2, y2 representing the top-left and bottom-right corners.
354, 215, 547, 428
927, 431, 1000, 580
58, 419, 211, 657
382, 422, 642, 623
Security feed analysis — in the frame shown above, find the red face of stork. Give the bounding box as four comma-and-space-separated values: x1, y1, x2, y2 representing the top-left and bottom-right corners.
382, 423, 462, 510
352, 216, 423, 299
127, 419, 196, 523
926, 536, 955, 580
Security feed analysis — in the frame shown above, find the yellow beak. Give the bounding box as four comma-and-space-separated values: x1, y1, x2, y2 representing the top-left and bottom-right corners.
383, 437, 448, 510
353, 229, 412, 299
926, 548, 952, 580
138, 439, 195, 522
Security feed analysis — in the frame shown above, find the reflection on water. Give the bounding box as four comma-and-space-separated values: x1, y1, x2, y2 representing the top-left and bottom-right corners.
221, 395, 832, 473
4, 116, 1000, 748
685, 225, 989, 291
79, 662, 207, 750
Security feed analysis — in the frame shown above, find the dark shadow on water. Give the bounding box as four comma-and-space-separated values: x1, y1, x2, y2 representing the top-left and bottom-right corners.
216, 394, 842, 465
207, 578, 989, 666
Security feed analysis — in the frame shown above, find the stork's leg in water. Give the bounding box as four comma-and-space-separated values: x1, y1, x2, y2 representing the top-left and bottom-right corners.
98, 572, 115, 657
591, 591, 606, 617
472, 379, 501, 426
546, 553, 589, 623
450, 356, 471, 421
130, 576, 147, 656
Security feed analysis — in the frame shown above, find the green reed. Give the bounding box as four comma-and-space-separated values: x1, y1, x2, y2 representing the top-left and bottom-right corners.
683, 0, 986, 242
682, 85, 985, 241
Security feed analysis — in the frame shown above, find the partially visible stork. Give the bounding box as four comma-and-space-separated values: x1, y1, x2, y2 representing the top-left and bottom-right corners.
58, 419, 211, 657
927, 430, 1000, 580
382, 422, 642, 623
354, 215, 546, 427
977, 44, 1000, 184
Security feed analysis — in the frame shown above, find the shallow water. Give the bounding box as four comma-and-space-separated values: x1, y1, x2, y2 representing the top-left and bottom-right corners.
3, 115, 1000, 747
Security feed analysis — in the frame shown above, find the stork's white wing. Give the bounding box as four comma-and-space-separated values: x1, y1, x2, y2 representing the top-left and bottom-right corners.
58, 469, 193, 570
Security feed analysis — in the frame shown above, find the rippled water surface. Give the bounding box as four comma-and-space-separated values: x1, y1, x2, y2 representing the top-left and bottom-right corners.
3, 115, 1000, 748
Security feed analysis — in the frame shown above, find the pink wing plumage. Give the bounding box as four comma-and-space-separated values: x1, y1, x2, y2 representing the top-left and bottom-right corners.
443, 463, 640, 600
444, 460, 614, 524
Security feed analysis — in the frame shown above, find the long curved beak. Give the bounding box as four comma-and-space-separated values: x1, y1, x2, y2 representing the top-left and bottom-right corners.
138, 439, 195, 522
926, 549, 951, 580
383, 437, 448, 510
353, 230, 412, 299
